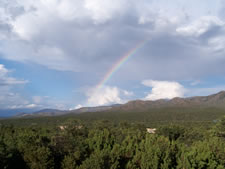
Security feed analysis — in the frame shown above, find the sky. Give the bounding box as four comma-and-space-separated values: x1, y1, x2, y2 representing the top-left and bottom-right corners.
1, 0, 225, 114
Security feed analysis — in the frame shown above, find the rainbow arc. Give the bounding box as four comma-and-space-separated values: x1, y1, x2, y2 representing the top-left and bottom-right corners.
96, 39, 148, 90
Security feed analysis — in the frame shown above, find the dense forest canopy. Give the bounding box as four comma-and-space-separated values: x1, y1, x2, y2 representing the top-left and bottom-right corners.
0, 114, 225, 169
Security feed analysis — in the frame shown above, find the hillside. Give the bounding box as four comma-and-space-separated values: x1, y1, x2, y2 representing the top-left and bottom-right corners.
113, 91, 225, 112
9, 91, 225, 124
14, 106, 117, 117
14, 109, 69, 117
66, 91, 225, 123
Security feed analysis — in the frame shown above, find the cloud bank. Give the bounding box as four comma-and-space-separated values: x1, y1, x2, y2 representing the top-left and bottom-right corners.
88, 86, 135, 106
87, 86, 122, 106
142, 80, 185, 100
1, 0, 225, 110
0, 0, 225, 82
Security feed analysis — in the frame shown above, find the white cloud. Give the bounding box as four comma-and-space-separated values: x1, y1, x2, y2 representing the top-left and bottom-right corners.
0, 64, 28, 85
25, 104, 38, 108
69, 104, 83, 111
75, 104, 83, 109
0, 64, 32, 109
123, 90, 134, 96
10, 103, 39, 109
0, 90, 29, 109
10, 0, 72, 40
87, 85, 122, 106
176, 16, 224, 37
84, 0, 125, 24
1, 0, 225, 86
0, 64, 8, 74
0, 64, 54, 110
208, 36, 225, 53
142, 80, 185, 100
0, 0, 223, 78
73, 86, 134, 108
1, 0, 225, 110
9, 0, 126, 40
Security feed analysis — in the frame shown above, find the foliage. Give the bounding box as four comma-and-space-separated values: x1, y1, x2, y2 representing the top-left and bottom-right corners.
0, 116, 225, 169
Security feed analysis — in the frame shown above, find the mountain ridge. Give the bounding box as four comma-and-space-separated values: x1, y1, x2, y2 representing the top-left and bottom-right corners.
116, 90, 225, 111
13, 91, 225, 117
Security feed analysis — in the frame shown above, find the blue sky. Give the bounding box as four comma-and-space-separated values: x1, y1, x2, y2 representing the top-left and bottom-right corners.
1, 0, 225, 114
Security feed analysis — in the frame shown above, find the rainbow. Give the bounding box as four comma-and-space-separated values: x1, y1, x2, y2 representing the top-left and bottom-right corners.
96, 39, 148, 90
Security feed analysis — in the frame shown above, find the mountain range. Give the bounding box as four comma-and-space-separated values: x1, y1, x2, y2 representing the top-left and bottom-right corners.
12, 91, 225, 118
112, 91, 225, 112
14, 105, 120, 117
